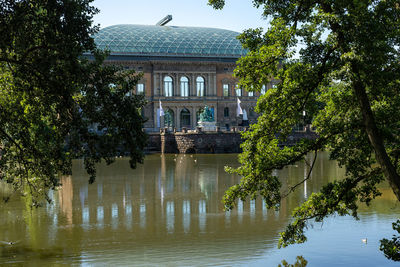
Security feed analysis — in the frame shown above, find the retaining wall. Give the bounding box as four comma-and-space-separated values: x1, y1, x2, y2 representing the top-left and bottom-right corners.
146, 125, 318, 154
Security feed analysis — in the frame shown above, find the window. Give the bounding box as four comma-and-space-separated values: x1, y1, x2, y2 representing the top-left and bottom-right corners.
224, 107, 229, 117
180, 108, 191, 128
235, 85, 242, 96
164, 76, 173, 97
137, 83, 144, 95
196, 76, 205, 97
180, 76, 189, 97
261, 85, 266, 95
223, 84, 229, 96
248, 90, 254, 97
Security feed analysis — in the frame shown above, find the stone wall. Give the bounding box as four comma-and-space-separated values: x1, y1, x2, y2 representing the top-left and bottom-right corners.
168, 131, 242, 154
153, 128, 244, 154
145, 132, 162, 153
146, 125, 318, 154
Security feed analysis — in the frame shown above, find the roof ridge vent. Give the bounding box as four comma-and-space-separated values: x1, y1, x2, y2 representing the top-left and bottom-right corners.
156, 15, 172, 26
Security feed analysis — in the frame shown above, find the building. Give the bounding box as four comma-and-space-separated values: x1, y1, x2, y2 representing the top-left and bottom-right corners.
93, 17, 275, 132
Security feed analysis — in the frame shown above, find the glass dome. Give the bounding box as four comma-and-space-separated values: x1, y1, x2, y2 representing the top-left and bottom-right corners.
94, 24, 247, 58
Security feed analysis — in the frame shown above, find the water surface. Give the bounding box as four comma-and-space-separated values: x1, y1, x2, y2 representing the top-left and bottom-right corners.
0, 152, 399, 266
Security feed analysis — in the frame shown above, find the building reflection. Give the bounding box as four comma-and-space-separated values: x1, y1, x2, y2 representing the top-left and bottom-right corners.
43, 153, 349, 249
53, 156, 271, 236
5, 153, 400, 265
58, 176, 73, 225
183, 200, 190, 233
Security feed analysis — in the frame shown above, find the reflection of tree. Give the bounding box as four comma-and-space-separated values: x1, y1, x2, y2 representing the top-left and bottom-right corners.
59, 176, 73, 225
279, 256, 308, 267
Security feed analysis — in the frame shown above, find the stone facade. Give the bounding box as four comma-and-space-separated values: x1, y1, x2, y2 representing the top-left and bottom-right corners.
95, 24, 282, 133
104, 59, 279, 132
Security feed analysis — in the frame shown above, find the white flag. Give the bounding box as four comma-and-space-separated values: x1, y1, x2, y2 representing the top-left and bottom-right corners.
159, 100, 165, 116
236, 98, 243, 116
242, 109, 248, 121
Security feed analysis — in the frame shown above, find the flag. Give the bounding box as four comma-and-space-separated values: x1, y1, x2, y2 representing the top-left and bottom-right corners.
156, 109, 160, 127
159, 100, 164, 116
236, 98, 243, 116
242, 109, 248, 121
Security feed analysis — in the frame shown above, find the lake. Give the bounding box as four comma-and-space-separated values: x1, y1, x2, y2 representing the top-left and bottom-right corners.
0, 152, 399, 266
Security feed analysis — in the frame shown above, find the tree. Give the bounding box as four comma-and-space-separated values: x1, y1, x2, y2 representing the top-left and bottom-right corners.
0, 0, 147, 205
209, 0, 400, 260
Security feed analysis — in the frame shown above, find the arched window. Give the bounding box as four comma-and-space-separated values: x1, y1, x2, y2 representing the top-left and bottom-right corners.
261, 85, 266, 95
248, 90, 254, 97
196, 76, 205, 97
180, 76, 189, 97
224, 107, 229, 117
164, 76, 173, 97
137, 83, 144, 95
180, 108, 191, 128
235, 85, 242, 96
223, 84, 229, 96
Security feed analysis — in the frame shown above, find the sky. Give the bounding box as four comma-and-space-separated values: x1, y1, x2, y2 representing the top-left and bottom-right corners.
92, 0, 269, 33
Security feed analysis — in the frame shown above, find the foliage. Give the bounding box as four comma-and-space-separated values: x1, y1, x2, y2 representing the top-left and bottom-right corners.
209, 0, 400, 260
380, 219, 400, 261
0, 0, 147, 205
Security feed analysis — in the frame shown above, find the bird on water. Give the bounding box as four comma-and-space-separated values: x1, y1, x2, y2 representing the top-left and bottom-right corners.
0, 240, 20, 246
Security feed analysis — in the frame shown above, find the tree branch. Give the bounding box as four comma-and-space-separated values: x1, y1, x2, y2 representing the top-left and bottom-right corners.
282, 149, 318, 198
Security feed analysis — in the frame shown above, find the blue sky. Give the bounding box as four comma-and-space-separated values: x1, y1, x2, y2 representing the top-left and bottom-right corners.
92, 0, 269, 33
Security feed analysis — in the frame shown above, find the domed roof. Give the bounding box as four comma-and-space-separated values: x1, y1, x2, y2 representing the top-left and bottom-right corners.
94, 24, 247, 58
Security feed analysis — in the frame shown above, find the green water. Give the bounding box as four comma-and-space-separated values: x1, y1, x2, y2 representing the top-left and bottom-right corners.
0, 152, 399, 266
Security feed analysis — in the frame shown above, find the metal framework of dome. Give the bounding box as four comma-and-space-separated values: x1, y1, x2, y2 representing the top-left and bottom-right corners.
94, 24, 247, 58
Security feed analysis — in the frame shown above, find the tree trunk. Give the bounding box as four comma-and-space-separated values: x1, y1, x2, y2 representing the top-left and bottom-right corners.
352, 66, 400, 201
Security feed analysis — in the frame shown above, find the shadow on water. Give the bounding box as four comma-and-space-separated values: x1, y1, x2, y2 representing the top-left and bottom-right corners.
0, 243, 73, 263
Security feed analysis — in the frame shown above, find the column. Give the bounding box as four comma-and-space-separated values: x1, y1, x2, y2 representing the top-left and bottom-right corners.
176, 107, 181, 130
191, 73, 195, 96
207, 73, 210, 96
153, 73, 158, 96
213, 73, 217, 96
213, 104, 218, 126
154, 105, 158, 129
174, 73, 178, 96
159, 73, 163, 96
191, 106, 196, 129
161, 109, 165, 128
